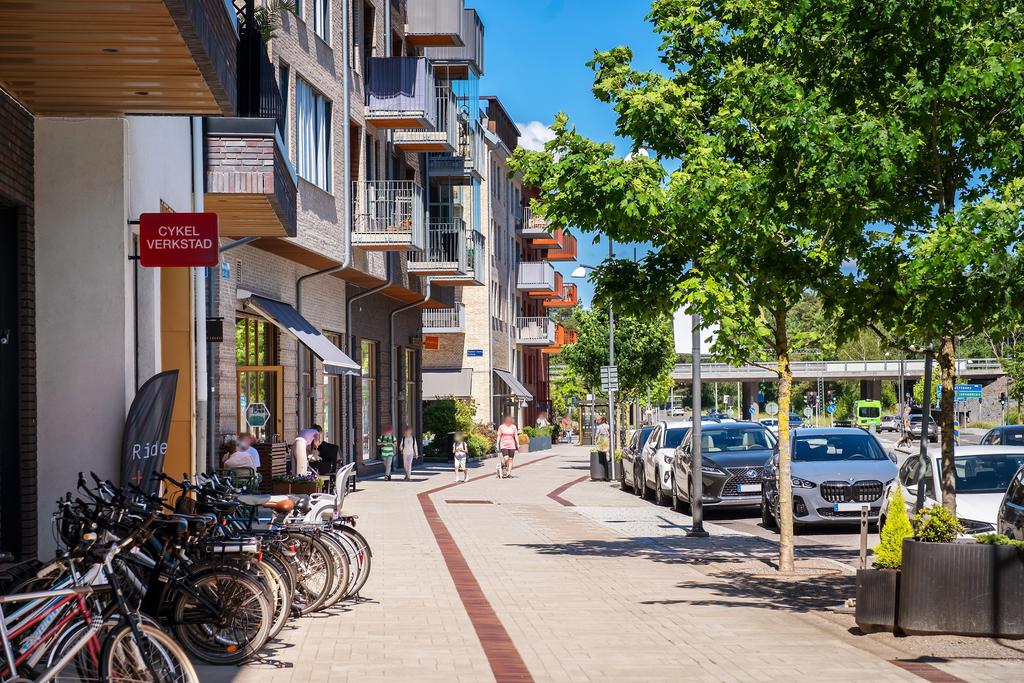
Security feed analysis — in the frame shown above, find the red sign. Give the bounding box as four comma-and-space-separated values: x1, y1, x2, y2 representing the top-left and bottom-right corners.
139, 213, 219, 267
423, 335, 440, 350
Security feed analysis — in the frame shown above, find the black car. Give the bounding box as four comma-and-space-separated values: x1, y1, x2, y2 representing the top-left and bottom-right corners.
620, 425, 655, 494
997, 464, 1024, 541
981, 425, 1024, 447
670, 422, 777, 513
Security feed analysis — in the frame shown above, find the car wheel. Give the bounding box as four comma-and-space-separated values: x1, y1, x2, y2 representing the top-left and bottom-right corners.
761, 493, 776, 529
654, 472, 666, 506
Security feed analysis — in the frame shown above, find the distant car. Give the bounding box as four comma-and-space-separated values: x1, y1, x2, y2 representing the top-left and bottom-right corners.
639, 420, 713, 505
760, 418, 779, 434
788, 413, 805, 429
881, 446, 1024, 535
997, 465, 1024, 540
878, 415, 901, 433
907, 414, 938, 442
980, 425, 1024, 446
620, 425, 656, 495
762, 428, 897, 530
671, 422, 778, 512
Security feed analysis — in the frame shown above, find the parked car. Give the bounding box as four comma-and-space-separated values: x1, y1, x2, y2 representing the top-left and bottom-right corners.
788, 413, 805, 429
907, 414, 938, 442
762, 428, 897, 530
980, 425, 1024, 446
639, 420, 708, 505
997, 464, 1024, 540
878, 415, 901, 433
881, 446, 1024, 534
620, 425, 656, 495
671, 422, 778, 513
760, 418, 779, 434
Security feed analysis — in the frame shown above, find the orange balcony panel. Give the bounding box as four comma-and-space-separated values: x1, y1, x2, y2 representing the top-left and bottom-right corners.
546, 233, 577, 262
530, 226, 565, 248
544, 282, 578, 308
542, 324, 576, 354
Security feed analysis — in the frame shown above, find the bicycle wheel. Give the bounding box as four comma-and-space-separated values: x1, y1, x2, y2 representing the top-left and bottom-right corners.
337, 526, 373, 597
44, 615, 163, 682
170, 567, 272, 665
287, 533, 335, 616
254, 559, 292, 639
315, 532, 351, 609
100, 621, 199, 682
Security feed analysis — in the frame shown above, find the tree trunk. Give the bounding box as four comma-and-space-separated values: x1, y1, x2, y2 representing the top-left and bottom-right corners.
937, 335, 957, 514
775, 310, 795, 573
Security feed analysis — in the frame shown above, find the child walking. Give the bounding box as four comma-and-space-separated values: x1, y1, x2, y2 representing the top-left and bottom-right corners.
378, 425, 396, 481
452, 432, 469, 483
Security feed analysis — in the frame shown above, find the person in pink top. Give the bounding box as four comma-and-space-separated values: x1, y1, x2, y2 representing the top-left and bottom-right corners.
496, 415, 520, 478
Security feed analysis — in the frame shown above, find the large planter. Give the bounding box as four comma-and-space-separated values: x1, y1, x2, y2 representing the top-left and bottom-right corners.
590, 450, 608, 481
271, 481, 319, 496
528, 436, 552, 452
899, 539, 1024, 638
854, 569, 900, 634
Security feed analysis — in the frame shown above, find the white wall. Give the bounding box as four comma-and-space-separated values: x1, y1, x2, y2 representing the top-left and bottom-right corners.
35, 118, 130, 556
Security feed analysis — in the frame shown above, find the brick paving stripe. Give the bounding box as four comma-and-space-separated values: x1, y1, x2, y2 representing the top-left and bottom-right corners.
546, 474, 588, 507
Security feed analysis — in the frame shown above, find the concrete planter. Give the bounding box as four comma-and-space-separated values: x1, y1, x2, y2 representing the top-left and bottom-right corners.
854, 568, 900, 634
898, 539, 1024, 638
528, 436, 552, 452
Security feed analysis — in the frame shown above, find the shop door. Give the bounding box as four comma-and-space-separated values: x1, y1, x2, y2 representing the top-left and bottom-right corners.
237, 366, 284, 443
0, 208, 21, 556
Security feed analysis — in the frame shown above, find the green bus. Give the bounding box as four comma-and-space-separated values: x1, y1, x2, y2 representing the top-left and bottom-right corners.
855, 400, 882, 428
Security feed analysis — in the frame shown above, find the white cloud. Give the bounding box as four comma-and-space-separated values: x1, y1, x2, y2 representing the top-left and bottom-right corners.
516, 121, 555, 152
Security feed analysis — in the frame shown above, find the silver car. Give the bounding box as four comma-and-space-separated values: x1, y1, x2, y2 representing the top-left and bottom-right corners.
761, 428, 897, 529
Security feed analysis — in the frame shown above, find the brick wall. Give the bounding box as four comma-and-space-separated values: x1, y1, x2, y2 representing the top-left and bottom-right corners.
0, 90, 36, 559
206, 130, 298, 235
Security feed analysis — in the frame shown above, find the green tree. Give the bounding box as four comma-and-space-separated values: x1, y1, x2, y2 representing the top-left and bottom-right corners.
550, 367, 588, 422
1004, 345, 1024, 423
512, 2, 881, 572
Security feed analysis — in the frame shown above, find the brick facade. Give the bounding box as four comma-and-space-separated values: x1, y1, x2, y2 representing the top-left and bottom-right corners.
0, 90, 36, 559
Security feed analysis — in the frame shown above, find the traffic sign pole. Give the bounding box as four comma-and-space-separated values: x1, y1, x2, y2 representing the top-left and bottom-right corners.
688, 313, 708, 537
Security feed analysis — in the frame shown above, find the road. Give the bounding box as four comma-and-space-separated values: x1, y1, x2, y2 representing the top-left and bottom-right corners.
664, 428, 982, 567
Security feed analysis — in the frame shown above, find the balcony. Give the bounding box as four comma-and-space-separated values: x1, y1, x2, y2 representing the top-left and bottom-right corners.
0, 0, 237, 116
408, 219, 468, 275
405, 0, 465, 48
516, 317, 556, 346
531, 226, 566, 248
544, 282, 579, 309
432, 229, 485, 286
517, 262, 557, 294
353, 181, 427, 251
543, 324, 578, 354
519, 207, 551, 238
428, 116, 485, 182
422, 304, 466, 333
394, 84, 459, 152
366, 57, 436, 129
425, 8, 485, 78
546, 233, 578, 261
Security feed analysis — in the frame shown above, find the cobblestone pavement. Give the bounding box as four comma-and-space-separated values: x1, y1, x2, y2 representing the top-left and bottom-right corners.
198, 444, 1023, 683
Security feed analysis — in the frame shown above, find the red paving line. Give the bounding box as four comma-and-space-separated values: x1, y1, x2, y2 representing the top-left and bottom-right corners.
547, 475, 589, 507
416, 453, 556, 683
891, 660, 969, 682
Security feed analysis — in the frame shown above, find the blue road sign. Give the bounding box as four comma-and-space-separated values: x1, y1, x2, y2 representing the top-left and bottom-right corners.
748, 405, 757, 416
757, 391, 765, 404
936, 384, 983, 401
827, 403, 837, 414
466, 349, 483, 357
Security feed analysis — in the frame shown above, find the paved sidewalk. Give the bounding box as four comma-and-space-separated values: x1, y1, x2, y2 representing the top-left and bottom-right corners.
200, 444, 1022, 682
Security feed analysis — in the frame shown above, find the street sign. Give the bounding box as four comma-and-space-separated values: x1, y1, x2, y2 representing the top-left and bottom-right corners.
748, 405, 757, 416
723, 394, 732, 405
803, 406, 813, 418
245, 402, 270, 428
600, 365, 619, 392
936, 384, 983, 401
672, 309, 719, 354
827, 403, 837, 414
139, 212, 218, 267
765, 401, 779, 416
466, 349, 483, 357
757, 391, 765, 405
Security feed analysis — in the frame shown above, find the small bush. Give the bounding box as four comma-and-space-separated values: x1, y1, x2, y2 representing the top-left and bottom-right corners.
423, 397, 476, 458
473, 421, 496, 445
872, 487, 914, 569
913, 504, 964, 543
518, 433, 529, 445
466, 434, 491, 459
976, 533, 1024, 550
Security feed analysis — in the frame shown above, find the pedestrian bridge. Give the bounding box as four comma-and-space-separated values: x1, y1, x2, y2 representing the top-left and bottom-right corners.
671, 358, 1004, 382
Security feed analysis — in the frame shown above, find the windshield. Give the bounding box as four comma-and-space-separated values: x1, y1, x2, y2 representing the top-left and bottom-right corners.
701, 426, 776, 452
793, 433, 888, 462
664, 427, 690, 449
859, 406, 881, 418
950, 453, 1024, 493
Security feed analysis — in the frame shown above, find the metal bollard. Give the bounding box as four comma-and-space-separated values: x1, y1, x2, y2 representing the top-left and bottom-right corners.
859, 504, 869, 570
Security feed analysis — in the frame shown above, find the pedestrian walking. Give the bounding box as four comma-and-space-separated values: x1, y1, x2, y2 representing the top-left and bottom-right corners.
496, 415, 520, 478
595, 415, 611, 454
453, 432, 469, 482
399, 425, 418, 481
897, 405, 912, 448
292, 425, 323, 476
378, 425, 397, 481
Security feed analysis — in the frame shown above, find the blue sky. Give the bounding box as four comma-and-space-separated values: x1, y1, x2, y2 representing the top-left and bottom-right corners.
472, 0, 661, 306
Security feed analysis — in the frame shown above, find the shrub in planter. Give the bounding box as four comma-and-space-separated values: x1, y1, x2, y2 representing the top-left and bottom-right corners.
872, 488, 914, 569
856, 488, 913, 633
466, 434, 491, 459
912, 504, 964, 542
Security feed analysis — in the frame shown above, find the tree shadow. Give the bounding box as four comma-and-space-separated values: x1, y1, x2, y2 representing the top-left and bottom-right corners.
647, 569, 854, 613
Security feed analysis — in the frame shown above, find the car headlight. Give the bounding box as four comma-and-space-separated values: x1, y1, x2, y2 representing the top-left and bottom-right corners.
701, 458, 725, 475
791, 477, 816, 489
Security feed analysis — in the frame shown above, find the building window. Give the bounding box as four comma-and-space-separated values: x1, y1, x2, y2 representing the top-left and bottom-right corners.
311, 0, 329, 42
360, 339, 378, 460
278, 62, 290, 148
403, 349, 417, 432
235, 316, 282, 443
296, 78, 332, 191
323, 332, 343, 446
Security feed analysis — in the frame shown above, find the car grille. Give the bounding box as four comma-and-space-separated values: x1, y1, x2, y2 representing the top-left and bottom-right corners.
722, 466, 764, 496
816, 506, 880, 518
819, 480, 884, 503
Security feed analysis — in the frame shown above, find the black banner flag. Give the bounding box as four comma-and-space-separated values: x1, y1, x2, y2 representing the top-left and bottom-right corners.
120, 370, 178, 495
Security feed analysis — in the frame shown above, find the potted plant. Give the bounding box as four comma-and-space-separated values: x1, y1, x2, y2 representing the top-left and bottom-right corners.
855, 487, 913, 633
272, 472, 320, 495
518, 431, 530, 453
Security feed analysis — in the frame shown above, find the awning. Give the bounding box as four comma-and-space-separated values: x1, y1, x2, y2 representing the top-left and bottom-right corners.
242, 294, 360, 376
423, 368, 473, 400
494, 369, 533, 400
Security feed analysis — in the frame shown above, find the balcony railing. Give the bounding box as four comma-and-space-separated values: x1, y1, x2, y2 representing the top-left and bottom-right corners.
353, 180, 427, 251
544, 282, 579, 308
517, 262, 557, 293
366, 57, 436, 128
543, 324, 578, 354
428, 116, 485, 182
425, 8, 484, 76
395, 84, 459, 152
405, 0, 465, 48
422, 303, 466, 333
432, 228, 485, 286
408, 218, 468, 275
546, 232, 578, 262
516, 317, 556, 346
519, 207, 551, 238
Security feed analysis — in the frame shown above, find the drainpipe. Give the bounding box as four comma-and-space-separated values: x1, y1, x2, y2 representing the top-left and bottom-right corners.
191, 117, 207, 477
391, 278, 431, 435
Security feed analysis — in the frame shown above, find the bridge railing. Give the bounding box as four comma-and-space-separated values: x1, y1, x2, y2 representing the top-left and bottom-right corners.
671, 358, 1004, 379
